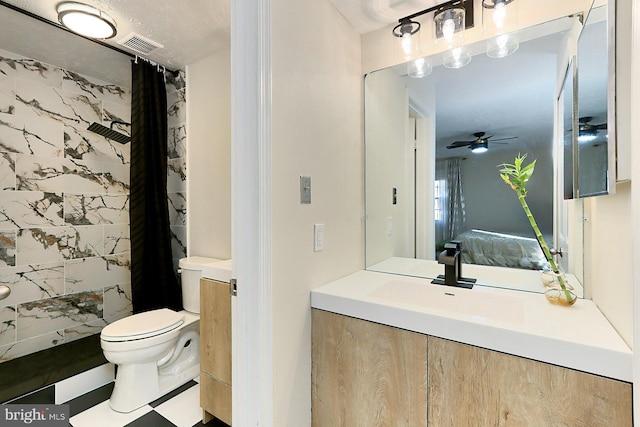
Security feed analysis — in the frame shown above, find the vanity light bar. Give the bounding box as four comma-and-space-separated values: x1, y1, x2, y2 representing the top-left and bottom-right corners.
392, 0, 474, 39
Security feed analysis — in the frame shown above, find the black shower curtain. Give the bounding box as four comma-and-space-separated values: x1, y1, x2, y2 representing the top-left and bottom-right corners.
130, 60, 182, 313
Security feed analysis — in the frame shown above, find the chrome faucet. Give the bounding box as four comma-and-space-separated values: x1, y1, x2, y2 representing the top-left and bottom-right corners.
431, 240, 476, 289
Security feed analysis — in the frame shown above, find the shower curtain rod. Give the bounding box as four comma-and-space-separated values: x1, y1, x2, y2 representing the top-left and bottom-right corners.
134, 56, 170, 75
0, 0, 178, 76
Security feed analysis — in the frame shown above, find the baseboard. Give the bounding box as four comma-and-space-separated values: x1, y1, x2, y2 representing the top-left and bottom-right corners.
0, 334, 107, 403
55, 363, 115, 404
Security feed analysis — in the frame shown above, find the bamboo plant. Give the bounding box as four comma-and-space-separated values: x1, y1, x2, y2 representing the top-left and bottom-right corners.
498, 154, 575, 303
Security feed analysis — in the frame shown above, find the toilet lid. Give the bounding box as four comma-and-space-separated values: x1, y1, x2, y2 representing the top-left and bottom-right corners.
101, 308, 185, 342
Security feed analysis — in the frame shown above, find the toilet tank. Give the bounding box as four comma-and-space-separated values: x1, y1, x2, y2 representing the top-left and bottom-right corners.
179, 257, 223, 314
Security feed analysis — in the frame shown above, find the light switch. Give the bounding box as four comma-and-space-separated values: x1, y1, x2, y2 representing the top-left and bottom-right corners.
300, 176, 311, 204
387, 217, 393, 236
314, 223, 324, 251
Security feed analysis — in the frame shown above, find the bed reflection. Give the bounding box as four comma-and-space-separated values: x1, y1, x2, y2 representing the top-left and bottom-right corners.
452, 229, 550, 271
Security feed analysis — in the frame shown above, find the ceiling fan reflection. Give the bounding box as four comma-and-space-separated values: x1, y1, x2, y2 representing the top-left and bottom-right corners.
446, 132, 518, 153
577, 117, 607, 143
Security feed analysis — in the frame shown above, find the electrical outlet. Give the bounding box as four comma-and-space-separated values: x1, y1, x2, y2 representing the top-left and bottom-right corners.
314, 224, 324, 251
387, 217, 393, 236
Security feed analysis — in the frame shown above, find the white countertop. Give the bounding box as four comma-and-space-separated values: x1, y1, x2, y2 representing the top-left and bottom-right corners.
368, 257, 584, 297
311, 269, 632, 382
201, 259, 232, 283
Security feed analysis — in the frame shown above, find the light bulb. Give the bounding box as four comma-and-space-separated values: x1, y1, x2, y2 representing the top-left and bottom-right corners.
444, 47, 471, 69
493, 2, 507, 30
578, 134, 598, 143
434, 8, 465, 44
487, 34, 519, 58
498, 34, 508, 48
401, 32, 413, 58
408, 58, 432, 78
442, 18, 456, 42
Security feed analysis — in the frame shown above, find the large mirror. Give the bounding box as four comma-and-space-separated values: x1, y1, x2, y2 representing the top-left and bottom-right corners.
576, 3, 614, 197
562, 58, 578, 201
365, 3, 606, 295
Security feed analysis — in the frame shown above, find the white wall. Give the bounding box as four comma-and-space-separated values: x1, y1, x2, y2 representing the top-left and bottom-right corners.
270, 0, 363, 424
186, 49, 232, 259
365, 68, 411, 265
584, 183, 632, 346
630, 0, 640, 418
577, 0, 634, 349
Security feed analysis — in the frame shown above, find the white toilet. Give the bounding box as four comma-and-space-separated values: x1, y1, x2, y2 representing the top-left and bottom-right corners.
100, 256, 223, 413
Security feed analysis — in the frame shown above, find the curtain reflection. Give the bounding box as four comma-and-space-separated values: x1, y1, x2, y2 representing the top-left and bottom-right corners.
434, 158, 466, 246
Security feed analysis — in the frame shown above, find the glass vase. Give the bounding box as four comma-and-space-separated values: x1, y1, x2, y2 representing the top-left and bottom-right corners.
540, 270, 576, 306
544, 287, 577, 306
540, 270, 573, 290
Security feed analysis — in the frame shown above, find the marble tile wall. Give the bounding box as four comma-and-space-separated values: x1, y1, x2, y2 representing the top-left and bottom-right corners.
0, 50, 188, 363
166, 72, 187, 271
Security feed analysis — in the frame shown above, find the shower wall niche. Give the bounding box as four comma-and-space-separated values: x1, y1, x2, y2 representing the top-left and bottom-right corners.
0, 48, 188, 363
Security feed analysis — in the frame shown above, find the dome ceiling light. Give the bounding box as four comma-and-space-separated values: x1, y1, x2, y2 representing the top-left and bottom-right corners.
57, 2, 117, 39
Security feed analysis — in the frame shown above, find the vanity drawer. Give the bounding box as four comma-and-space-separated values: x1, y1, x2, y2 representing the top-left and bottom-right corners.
201, 371, 232, 426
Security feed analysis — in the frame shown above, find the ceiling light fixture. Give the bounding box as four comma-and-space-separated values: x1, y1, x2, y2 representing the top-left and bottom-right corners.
407, 57, 433, 78
483, 0, 519, 58
433, 4, 472, 68
577, 116, 607, 143
483, 0, 516, 30
578, 129, 598, 143
393, 18, 421, 60
470, 140, 488, 153
486, 33, 519, 58
442, 46, 471, 69
434, 6, 466, 41
57, 2, 117, 39
392, 0, 474, 69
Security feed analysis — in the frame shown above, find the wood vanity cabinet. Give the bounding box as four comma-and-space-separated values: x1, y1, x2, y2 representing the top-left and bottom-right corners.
200, 277, 232, 425
428, 336, 632, 426
311, 309, 427, 426
311, 309, 633, 427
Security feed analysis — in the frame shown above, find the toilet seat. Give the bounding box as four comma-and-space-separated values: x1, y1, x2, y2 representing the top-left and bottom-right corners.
102, 308, 185, 342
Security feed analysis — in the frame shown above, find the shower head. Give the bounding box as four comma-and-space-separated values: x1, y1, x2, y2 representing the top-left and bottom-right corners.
87, 121, 131, 144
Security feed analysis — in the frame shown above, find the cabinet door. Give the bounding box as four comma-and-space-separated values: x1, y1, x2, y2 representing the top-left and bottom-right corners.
428, 336, 632, 426
312, 309, 427, 427
200, 278, 231, 384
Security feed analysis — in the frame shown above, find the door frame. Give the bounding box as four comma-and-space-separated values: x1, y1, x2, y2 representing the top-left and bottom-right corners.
230, 0, 273, 425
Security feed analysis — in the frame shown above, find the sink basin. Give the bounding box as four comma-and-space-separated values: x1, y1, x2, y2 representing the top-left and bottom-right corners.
369, 280, 525, 325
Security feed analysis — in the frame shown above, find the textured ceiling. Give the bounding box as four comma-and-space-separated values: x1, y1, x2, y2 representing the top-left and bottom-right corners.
0, 0, 429, 88
0, 0, 230, 87
0, 0, 439, 88
328, 0, 439, 34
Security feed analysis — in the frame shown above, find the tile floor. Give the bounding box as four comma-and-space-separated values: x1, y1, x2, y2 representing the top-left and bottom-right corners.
11, 377, 229, 427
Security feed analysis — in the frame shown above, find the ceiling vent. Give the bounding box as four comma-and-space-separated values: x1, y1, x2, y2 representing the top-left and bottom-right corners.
117, 32, 163, 55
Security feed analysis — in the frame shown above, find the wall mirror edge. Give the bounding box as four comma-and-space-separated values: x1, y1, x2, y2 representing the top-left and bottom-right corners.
575, 0, 616, 198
